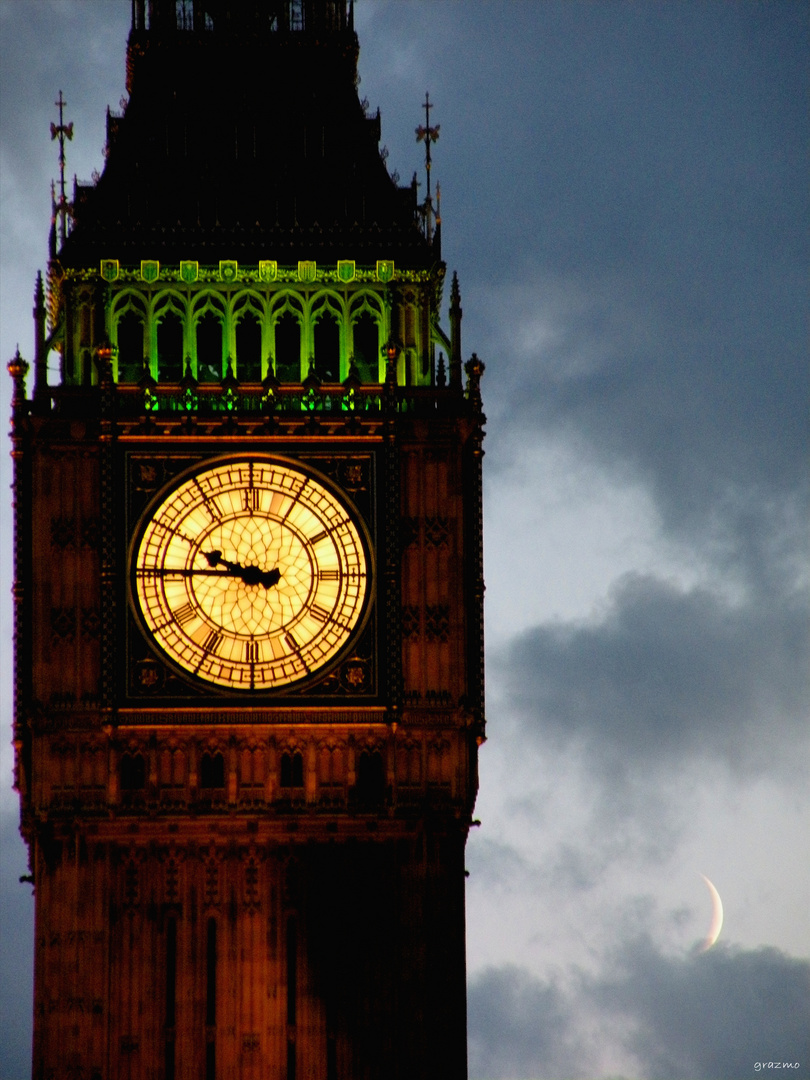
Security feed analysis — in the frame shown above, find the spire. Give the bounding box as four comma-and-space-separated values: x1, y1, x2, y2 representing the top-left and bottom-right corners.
33, 272, 48, 405
50, 91, 73, 250
449, 272, 463, 389
415, 92, 440, 245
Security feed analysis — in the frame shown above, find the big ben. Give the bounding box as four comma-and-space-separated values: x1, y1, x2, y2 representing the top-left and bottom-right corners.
8, 2, 485, 1077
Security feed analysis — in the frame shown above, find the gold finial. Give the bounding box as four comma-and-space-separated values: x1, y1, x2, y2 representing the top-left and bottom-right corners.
8, 348, 29, 410
8, 348, 28, 381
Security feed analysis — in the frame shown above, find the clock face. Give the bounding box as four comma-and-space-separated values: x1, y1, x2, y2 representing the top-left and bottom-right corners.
131, 457, 370, 690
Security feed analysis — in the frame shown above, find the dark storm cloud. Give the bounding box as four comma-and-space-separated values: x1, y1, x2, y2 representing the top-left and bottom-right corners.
468, 964, 587, 1080
431, 1, 809, 575
594, 938, 810, 1080
468, 943, 810, 1080
501, 572, 809, 777
476, 262, 808, 572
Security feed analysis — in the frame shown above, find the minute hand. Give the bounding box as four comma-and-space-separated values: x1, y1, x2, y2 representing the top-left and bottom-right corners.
203, 549, 281, 589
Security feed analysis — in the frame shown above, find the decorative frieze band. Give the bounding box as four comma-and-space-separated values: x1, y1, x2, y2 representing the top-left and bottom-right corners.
96, 259, 410, 285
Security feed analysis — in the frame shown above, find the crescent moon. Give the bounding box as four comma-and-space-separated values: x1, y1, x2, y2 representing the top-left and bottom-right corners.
698, 874, 724, 952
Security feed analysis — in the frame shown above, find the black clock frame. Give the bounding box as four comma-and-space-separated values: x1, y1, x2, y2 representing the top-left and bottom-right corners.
115, 444, 384, 711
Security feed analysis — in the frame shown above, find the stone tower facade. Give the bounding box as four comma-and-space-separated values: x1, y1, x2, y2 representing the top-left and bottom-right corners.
9, 3, 485, 1077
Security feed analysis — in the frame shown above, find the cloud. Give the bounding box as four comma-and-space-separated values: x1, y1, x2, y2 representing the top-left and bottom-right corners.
467, 836, 540, 894
468, 964, 589, 1080
473, 265, 808, 573
448, 5, 809, 595
0, 813, 34, 1080
468, 942, 810, 1080
0, 1, 127, 162
500, 572, 809, 780
593, 938, 810, 1080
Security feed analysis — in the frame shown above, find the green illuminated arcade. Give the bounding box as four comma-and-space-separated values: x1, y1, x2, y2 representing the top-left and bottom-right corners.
42, 0, 464, 406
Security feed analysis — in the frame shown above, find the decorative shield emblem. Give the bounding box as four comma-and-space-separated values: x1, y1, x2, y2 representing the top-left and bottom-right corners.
140, 260, 160, 283
298, 260, 317, 283
337, 260, 356, 283
259, 260, 278, 282
134, 659, 164, 692
180, 260, 199, 283
100, 259, 119, 282
219, 260, 238, 282
376, 260, 394, 282
341, 658, 369, 691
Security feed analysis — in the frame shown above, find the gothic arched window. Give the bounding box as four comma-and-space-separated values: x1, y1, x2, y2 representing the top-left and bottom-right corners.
116, 310, 145, 383
280, 751, 304, 788
196, 312, 222, 382
356, 750, 385, 804
157, 311, 184, 382
120, 753, 146, 791
274, 311, 301, 382
352, 311, 380, 382
313, 311, 340, 382
235, 314, 262, 381
200, 752, 225, 789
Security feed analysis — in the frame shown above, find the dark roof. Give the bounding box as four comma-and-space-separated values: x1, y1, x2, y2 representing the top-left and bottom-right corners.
60, 13, 434, 269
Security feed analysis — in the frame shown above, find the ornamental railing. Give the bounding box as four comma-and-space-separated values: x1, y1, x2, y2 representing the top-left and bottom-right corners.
11, 351, 484, 423
40, 382, 460, 419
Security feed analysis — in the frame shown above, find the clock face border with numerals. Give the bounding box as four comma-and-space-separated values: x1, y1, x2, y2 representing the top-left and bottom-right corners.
128, 455, 373, 693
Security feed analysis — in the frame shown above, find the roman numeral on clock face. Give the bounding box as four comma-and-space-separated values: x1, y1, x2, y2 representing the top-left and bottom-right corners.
202, 629, 222, 655
193, 481, 221, 522
309, 603, 331, 623
174, 602, 196, 627
318, 569, 339, 581
245, 640, 259, 664
243, 488, 260, 513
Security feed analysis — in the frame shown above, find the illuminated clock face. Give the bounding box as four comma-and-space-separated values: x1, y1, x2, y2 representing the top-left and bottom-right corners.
132, 458, 370, 690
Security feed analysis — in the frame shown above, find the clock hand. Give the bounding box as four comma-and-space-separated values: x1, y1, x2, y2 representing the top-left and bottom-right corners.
203, 550, 281, 589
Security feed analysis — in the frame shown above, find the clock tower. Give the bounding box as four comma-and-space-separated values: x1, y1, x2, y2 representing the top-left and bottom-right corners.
9, 3, 485, 1078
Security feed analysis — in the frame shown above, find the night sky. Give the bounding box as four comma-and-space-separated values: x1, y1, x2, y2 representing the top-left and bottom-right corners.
1, 3, 808, 1077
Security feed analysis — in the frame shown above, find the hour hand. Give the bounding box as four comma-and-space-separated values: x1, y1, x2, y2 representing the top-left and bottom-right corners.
204, 549, 243, 574
203, 550, 280, 589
